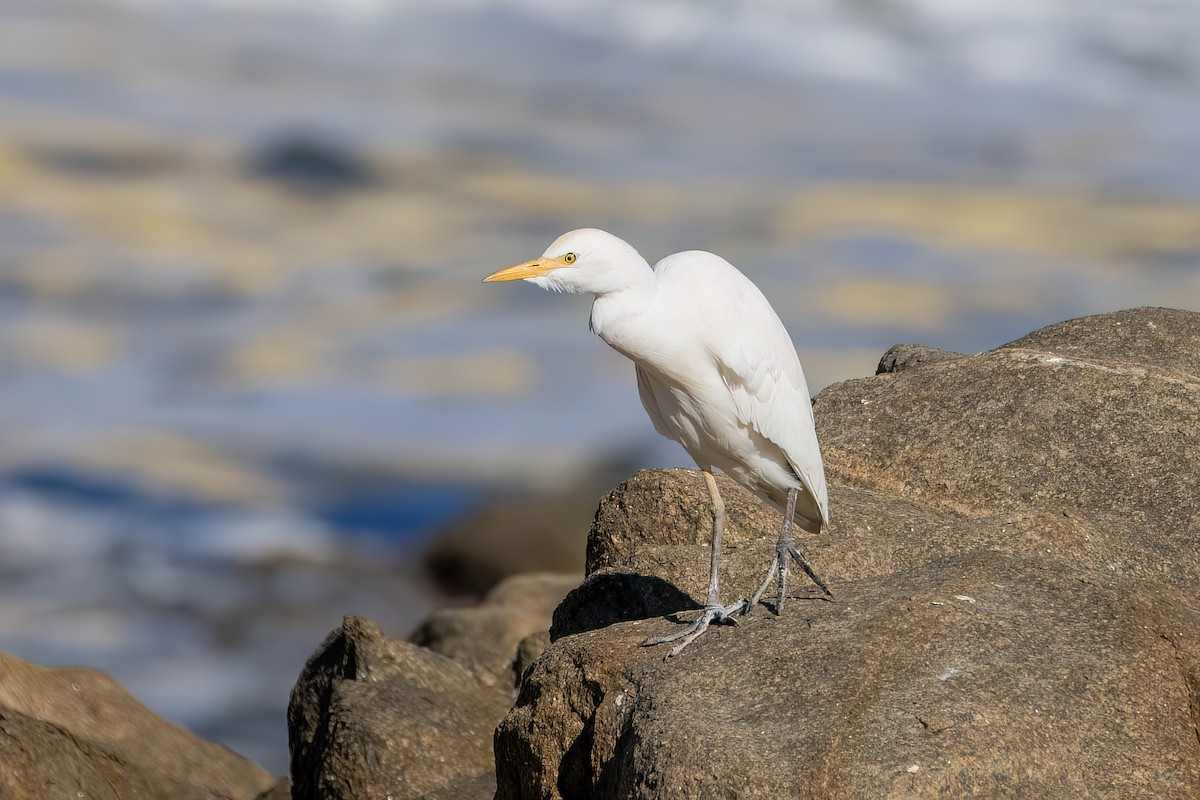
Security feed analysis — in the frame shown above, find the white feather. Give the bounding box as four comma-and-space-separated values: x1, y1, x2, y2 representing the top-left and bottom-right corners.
491, 229, 829, 532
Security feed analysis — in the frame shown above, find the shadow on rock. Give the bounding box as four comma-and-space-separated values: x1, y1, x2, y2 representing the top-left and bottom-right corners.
550, 572, 700, 640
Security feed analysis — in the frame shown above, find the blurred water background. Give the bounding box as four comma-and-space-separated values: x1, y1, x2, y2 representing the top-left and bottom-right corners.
1, 0, 1199, 774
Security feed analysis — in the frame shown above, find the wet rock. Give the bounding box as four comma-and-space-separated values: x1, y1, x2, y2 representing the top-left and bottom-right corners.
410, 572, 580, 687
0, 652, 274, 800
493, 307, 1200, 798
247, 133, 377, 193
875, 343, 966, 374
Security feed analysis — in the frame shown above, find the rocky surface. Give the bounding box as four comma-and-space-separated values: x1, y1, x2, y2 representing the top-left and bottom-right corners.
288, 573, 577, 799
501, 553, 1200, 799
492, 307, 1200, 799
412, 572, 580, 687
0, 651, 274, 800
875, 343, 966, 374
287, 616, 511, 800
819, 306, 1200, 541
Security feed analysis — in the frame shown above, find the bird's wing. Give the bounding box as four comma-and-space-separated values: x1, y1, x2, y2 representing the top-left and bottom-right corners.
635, 363, 676, 443
716, 340, 828, 525
682, 259, 829, 525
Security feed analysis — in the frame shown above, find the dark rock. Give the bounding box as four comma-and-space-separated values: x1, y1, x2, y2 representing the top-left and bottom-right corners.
493, 307, 1200, 799
288, 573, 579, 797
425, 488, 595, 596
876, 343, 966, 374
288, 615, 512, 799
410, 572, 580, 687
550, 570, 699, 640
0, 652, 274, 800
247, 133, 377, 193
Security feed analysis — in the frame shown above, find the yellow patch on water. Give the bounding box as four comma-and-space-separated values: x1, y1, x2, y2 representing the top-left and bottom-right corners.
79, 432, 282, 505
774, 183, 1200, 263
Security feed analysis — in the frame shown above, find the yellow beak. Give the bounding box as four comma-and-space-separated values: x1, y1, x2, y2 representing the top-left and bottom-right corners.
483, 256, 565, 283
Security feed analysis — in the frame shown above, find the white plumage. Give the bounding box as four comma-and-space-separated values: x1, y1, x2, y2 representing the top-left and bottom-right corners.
485, 228, 831, 657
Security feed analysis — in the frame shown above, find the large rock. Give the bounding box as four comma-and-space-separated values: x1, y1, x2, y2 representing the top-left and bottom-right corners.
494, 307, 1200, 799
289, 574, 577, 799
288, 616, 512, 800
0, 652, 274, 800
875, 343, 965, 375
499, 553, 1200, 799
817, 306, 1200, 543
411, 572, 580, 687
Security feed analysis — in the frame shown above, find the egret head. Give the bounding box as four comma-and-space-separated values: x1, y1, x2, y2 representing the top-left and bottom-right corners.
483, 228, 650, 296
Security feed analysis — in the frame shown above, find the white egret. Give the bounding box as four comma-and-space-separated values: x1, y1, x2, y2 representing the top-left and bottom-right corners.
484, 228, 831, 658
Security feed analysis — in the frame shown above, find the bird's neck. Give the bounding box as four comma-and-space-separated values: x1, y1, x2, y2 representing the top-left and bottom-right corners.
588, 275, 657, 359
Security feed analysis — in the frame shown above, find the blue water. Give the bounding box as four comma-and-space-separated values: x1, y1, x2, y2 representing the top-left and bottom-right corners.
0, 469, 478, 771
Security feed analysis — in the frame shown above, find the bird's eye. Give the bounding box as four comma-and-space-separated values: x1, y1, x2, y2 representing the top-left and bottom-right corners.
563, 253, 577, 264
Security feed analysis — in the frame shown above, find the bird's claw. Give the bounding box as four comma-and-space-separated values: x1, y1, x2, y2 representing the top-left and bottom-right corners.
784, 543, 834, 599
749, 541, 833, 615
642, 599, 748, 659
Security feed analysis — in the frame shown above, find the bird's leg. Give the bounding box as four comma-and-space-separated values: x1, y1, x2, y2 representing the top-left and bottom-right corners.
747, 487, 833, 614
642, 470, 747, 659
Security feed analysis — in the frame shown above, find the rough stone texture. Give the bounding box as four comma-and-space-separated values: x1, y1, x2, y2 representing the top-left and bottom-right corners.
1004, 306, 1200, 376
410, 572, 580, 687
875, 343, 966, 374
579, 473, 1200, 622
0, 652, 274, 800
499, 553, 1200, 799
288, 574, 576, 799
495, 307, 1200, 799
585, 469, 776, 575
288, 615, 513, 800
816, 307, 1200, 573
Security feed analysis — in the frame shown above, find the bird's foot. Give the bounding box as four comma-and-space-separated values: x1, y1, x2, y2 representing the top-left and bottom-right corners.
641, 599, 748, 660
746, 540, 833, 615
